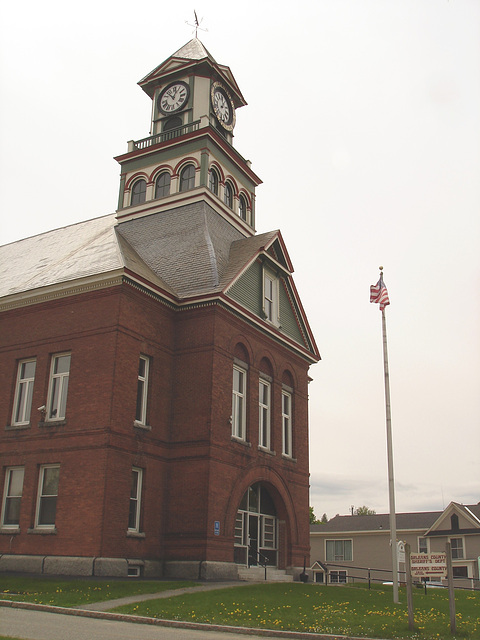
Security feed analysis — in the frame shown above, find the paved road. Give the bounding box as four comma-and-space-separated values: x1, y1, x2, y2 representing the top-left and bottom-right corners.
0, 607, 270, 640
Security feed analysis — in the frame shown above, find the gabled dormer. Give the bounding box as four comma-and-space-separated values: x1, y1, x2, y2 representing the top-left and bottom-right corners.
425, 502, 480, 537
114, 39, 261, 238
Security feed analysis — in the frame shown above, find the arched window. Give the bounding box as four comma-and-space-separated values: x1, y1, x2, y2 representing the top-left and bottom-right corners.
163, 116, 182, 132
131, 179, 146, 205
239, 194, 248, 222
234, 483, 277, 567
208, 168, 219, 195
224, 181, 233, 209
179, 164, 195, 192
155, 171, 171, 198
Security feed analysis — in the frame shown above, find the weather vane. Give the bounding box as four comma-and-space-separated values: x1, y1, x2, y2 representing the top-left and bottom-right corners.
186, 10, 208, 38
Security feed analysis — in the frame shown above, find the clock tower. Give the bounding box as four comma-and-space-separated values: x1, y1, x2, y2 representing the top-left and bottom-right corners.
115, 38, 261, 236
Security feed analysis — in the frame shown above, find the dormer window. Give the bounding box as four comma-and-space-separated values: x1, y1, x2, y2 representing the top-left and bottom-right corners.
208, 168, 219, 195
263, 268, 279, 325
155, 172, 171, 198
179, 164, 195, 192
131, 179, 147, 206
224, 181, 233, 209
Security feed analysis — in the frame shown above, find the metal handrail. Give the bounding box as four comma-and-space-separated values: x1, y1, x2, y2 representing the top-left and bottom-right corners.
133, 120, 201, 150
247, 545, 269, 580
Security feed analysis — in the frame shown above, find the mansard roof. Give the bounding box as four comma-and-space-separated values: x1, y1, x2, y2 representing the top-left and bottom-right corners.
0, 205, 319, 361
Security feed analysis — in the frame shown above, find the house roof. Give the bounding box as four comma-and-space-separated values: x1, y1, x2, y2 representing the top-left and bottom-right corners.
0, 204, 319, 360
310, 503, 480, 534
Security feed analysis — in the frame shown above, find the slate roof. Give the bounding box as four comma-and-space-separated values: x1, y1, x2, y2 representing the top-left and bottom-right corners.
171, 38, 217, 63
310, 503, 480, 534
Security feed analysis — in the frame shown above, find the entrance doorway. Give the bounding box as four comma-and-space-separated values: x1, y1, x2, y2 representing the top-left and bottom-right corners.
234, 483, 277, 567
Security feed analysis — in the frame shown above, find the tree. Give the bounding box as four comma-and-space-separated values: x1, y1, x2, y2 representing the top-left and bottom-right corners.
321, 513, 328, 523
354, 505, 376, 516
309, 506, 320, 524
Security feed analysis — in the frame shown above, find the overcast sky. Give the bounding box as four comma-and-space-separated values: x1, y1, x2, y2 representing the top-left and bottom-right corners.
1, 0, 479, 520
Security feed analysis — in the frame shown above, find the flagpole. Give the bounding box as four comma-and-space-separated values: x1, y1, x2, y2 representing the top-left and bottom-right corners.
379, 270, 399, 604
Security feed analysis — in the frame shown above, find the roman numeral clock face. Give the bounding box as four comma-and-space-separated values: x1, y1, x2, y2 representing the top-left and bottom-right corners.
211, 82, 236, 131
157, 82, 189, 114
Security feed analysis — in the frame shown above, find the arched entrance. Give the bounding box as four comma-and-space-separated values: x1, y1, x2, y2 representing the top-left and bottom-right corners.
234, 483, 278, 567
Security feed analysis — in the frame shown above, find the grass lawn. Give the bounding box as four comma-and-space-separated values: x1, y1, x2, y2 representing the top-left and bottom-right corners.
0, 576, 196, 607
111, 582, 480, 640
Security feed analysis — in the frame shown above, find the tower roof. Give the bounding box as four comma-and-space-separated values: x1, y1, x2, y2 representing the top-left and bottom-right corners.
171, 38, 217, 63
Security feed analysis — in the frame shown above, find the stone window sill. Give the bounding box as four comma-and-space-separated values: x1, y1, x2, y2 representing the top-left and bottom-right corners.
27, 527, 57, 535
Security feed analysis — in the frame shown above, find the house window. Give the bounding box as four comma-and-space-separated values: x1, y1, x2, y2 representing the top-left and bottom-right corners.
453, 566, 468, 578
179, 164, 195, 191
128, 468, 143, 532
450, 538, 464, 559
330, 570, 347, 584
232, 364, 247, 440
208, 168, 219, 195
135, 356, 150, 425
131, 179, 147, 205
451, 514, 459, 531
47, 354, 71, 420
12, 359, 36, 425
36, 465, 60, 528
326, 539, 353, 562
1, 467, 25, 528
282, 390, 292, 457
155, 171, 171, 198
258, 379, 271, 449
418, 537, 428, 554
239, 194, 248, 222
224, 181, 233, 208
263, 270, 279, 324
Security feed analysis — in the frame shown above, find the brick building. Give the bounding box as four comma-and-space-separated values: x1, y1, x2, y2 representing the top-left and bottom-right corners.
0, 39, 319, 580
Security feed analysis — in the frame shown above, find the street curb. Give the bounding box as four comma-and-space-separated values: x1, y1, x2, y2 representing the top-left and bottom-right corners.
0, 599, 374, 640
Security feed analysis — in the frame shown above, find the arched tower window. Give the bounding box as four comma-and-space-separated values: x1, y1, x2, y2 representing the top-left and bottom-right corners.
208, 168, 219, 195
239, 194, 248, 221
163, 116, 182, 133
224, 181, 233, 209
155, 171, 171, 198
179, 164, 195, 192
131, 179, 146, 206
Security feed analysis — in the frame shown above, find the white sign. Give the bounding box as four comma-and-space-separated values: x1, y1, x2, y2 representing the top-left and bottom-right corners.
410, 553, 447, 577
397, 541, 405, 564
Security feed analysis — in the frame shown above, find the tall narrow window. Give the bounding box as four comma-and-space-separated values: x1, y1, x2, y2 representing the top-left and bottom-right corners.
155, 171, 171, 198
131, 179, 147, 205
2, 467, 25, 528
47, 354, 71, 420
232, 365, 247, 440
12, 359, 36, 425
224, 181, 233, 209
451, 538, 464, 559
36, 465, 60, 528
208, 168, 219, 195
282, 390, 292, 457
239, 194, 248, 222
258, 379, 271, 449
263, 270, 279, 324
128, 468, 143, 532
179, 164, 195, 191
135, 355, 150, 425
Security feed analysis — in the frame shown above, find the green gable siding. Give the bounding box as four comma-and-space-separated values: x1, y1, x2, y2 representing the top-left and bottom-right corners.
228, 262, 307, 349
228, 260, 263, 316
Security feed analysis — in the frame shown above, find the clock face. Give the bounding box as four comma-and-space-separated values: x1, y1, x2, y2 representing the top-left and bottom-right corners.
157, 82, 189, 114
211, 82, 236, 131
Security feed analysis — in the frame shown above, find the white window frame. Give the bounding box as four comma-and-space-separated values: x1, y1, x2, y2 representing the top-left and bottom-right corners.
418, 537, 429, 554
12, 359, 36, 425
47, 353, 71, 421
258, 378, 271, 450
1, 467, 25, 529
35, 464, 60, 529
326, 539, 353, 562
232, 364, 247, 440
263, 269, 279, 325
282, 389, 292, 457
450, 537, 465, 560
135, 355, 150, 426
330, 570, 348, 584
128, 467, 143, 533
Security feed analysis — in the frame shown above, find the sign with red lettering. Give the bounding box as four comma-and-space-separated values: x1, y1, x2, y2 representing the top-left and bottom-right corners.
410, 553, 447, 577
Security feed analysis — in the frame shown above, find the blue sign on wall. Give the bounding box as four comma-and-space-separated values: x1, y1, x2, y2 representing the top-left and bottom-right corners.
214, 520, 220, 536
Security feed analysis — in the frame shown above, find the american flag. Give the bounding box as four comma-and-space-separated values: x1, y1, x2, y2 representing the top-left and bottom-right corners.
370, 277, 390, 311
